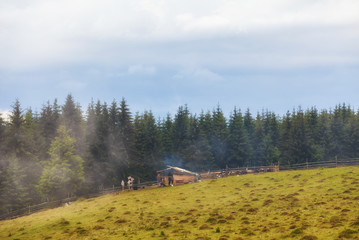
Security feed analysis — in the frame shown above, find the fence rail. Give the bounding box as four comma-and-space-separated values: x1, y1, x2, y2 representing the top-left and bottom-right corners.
1, 158, 359, 221
199, 158, 359, 179
0, 181, 157, 221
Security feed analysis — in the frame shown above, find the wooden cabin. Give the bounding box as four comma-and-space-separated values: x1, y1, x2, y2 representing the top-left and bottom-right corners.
157, 166, 199, 186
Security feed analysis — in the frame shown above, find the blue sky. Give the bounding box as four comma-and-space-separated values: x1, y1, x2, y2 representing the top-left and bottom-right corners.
1, 0, 359, 118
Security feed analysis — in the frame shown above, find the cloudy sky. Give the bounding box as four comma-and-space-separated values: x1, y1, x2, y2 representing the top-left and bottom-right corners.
1, 0, 359, 118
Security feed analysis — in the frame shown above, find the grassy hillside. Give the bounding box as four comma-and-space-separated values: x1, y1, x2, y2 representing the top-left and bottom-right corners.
1, 167, 359, 240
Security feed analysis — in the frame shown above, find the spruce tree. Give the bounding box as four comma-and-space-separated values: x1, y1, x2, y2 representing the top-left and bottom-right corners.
253, 113, 265, 166
118, 98, 134, 174
133, 111, 162, 180
6, 99, 26, 158
160, 114, 174, 160
227, 107, 249, 167
289, 108, 311, 164
61, 94, 84, 153
279, 111, 292, 165
172, 105, 191, 164
210, 105, 228, 168
38, 126, 84, 200
243, 109, 255, 166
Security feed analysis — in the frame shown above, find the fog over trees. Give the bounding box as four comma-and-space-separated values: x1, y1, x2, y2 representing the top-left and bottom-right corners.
0, 94, 358, 214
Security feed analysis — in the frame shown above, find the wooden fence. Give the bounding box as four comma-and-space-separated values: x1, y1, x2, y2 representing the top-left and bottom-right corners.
0, 181, 157, 221
200, 158, 359, 178
1, 158, 359, 221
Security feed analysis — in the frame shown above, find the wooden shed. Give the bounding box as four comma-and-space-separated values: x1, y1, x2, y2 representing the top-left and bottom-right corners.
157, 166, 199, 186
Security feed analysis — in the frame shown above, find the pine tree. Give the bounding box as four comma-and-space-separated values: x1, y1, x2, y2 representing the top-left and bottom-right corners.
0, 156, 30, 213
118, 98, 134, 173
172, 105, 191, 163
253, 113, 265, 166
39, 100, 61, 159
160, 114, 174, 159
210, 105, 228, 168
289, 108, 311, 164
304, 107, 323, 162
243, 109, 255, 166
344, 108, 359, 158
279, 111, 292, 165
0, 113, 6, 156
38, 126, 84, 200
61, 94, 84, 153
133, 111, 162, 180
262, 111, 280, 165
316, 110, 332, 160
227, 107, 249, 167
6, 99, 26, 158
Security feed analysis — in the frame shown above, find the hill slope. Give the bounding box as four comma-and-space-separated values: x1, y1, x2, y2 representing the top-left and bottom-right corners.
1, 167, 359, 240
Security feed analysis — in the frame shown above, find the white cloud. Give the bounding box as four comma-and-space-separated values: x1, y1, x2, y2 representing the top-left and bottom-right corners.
0, 0, 358, 71
57, 80, 87, 90
174, 68, 223, 84
128, 65, 156, 75
0, 109, 11, 122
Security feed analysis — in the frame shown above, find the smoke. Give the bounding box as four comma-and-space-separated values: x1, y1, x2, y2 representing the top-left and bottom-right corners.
163, 155, 184, 168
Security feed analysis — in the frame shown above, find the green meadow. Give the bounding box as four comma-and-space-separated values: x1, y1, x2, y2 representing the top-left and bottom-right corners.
1, 167, 359, 240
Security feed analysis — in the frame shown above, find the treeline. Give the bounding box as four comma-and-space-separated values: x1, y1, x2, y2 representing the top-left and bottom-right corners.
0, 94, 358, 214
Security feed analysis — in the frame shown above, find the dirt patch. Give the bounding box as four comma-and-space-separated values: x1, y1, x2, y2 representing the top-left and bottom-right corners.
301, 235, 318, 240
226, 215, 235, 220
108, 207, 116, 212
114, 219, 127, 223
247, 208, 258, 214
263, 199, 273, 206
338, 229, 358, 238
206, 217, 217, 223
199, 224, 212, 230
160, 222, 171, 228
93, 225, 104, 230
75, 227, 87, 235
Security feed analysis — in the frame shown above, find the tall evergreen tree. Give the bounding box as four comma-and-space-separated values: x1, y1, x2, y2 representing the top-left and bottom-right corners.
39, 100, 61, 157
0, 113, 6, 155
243, 109, 255, 166
227, 107, 249, 167
38, 126, 84, 200
6, 99, 26, 158
289, 108, 311, 164
160, 114, 174, 160
210, 105, 228, 168
172, 105, 191, 164
61, 94, 84, 153
133, 111, 162, 180
262, 111, 280, 165
118, 98, 134, 174
279, 111, 292, 165
253, 113, 265, 166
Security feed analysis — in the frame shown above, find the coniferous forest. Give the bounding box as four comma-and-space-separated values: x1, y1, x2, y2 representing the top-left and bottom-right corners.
1, 94, 359, 214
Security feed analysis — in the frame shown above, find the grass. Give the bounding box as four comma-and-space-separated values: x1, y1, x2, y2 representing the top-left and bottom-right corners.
0, 166, 359, 239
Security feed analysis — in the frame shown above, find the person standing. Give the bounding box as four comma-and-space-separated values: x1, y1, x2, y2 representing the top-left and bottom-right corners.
121, 180, 125, 192
128, 176, 132, 191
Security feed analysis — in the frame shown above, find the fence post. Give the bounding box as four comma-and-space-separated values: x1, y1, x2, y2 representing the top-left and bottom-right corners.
28, 205, 30, 214
336, 156, 338, 168
306, 159, 308, 170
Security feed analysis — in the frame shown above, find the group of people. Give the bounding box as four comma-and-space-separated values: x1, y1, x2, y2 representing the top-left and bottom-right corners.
121, 176, 135, 192
158, 174, 173, 187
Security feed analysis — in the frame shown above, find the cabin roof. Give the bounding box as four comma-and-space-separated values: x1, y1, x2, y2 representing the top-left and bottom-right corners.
157, 166, 198, 176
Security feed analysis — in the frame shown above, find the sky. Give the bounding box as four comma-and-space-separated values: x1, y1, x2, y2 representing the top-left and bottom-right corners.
1, 0, 359, 119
